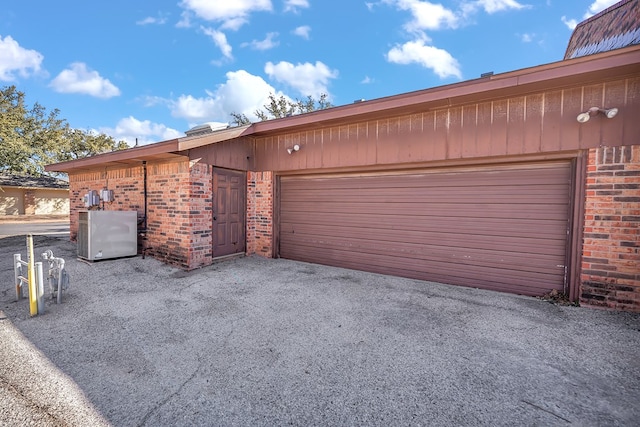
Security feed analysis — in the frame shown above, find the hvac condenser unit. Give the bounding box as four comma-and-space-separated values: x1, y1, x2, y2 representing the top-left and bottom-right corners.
77, 211, 138, 261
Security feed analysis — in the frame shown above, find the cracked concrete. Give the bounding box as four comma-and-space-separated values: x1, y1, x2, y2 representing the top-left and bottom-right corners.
1, 235, 639, 426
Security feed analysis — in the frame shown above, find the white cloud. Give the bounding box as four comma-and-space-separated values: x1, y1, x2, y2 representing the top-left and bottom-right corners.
284, 0, 310, 13
584, 0, 619, 18
385, 0, 526, 32
243, 32, 279, 50
136, 14, 168, 25
380, 0, 528, 80
561, 16, 578, 30
561, 0, 617, 31
361, 76, 374, 84
201, 27, 233, 59
386, 39, 462, 79
264, 61, 338, 98
0, 35, 44, 81
391, 0, 459, 32
170, 69, 282, 123
293, 25, 311, 39
176, 11, 192, 28
172, 95, 219, 122
179, 0, 272, 30
50, 62, 120, 98
521, 33, 534, 43
100, 116, 182, 146
139, 95, 169, 108
471, 0, 527, 14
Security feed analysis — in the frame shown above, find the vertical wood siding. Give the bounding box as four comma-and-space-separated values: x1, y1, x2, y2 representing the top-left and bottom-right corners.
253, 77, 639, 172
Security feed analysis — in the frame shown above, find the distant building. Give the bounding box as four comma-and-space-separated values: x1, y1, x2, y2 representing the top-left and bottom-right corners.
0, 174, 69, 216
565, 0, 640, 59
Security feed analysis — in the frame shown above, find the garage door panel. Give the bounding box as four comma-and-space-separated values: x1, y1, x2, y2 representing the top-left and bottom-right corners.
282, 166, 570, 190
283, 185, 571, 204
281, 213, 567, 239
280, 231, 565, 273
279, 162, 572, 296
282, 201, 569, 221
0, 188, 24, 215
281, 224, 567, 257
282, 242, 563, 295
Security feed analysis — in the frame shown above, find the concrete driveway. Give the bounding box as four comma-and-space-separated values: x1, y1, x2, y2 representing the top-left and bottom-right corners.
1, 235, 639, 426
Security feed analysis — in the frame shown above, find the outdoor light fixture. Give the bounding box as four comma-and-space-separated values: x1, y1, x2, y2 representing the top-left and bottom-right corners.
576, 106, 619, 123
287, 144, 300, 154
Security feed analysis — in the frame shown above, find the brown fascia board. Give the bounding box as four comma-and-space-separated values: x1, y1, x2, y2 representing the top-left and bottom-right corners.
177, 124, 252, 150
45, 139, 182, 173
250, 45, 640, 134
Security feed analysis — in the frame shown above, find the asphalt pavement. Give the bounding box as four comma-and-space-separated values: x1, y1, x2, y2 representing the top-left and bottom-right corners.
0, 216, 70, 239
1, 235, 639, 426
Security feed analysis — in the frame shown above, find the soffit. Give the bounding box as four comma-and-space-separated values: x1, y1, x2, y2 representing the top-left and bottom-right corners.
45, 139, 183, 173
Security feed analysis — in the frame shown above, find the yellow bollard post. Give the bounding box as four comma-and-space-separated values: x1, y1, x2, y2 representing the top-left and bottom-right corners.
27, 234, 38, 316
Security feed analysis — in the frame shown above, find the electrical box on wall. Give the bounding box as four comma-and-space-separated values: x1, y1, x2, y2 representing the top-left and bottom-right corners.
101, 189, 114, 203
83, 190, 100, 208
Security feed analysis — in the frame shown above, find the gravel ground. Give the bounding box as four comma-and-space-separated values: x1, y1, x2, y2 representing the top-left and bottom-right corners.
1, 235, 639, 426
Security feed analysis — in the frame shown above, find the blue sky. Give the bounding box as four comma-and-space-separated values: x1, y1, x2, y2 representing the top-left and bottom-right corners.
0, 0, 620, 146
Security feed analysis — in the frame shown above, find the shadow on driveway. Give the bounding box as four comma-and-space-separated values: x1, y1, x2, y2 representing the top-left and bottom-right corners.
1, 235, 639, 426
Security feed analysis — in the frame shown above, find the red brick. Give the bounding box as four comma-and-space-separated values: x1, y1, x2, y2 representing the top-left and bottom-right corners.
581, 145, 640, 313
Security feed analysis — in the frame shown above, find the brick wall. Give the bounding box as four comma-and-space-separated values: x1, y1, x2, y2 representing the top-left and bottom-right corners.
69, 166, 145, 241
246, 171, 273, 257
581, 145, 640, 312
69, 159, 214, 270
186, 161, 213, 269
145, 160, 192, 268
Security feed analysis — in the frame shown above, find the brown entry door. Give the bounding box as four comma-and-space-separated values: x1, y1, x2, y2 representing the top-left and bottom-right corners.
213, 168, 246, 257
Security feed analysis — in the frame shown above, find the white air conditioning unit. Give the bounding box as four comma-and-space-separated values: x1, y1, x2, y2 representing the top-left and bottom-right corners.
77, 211, 138, 261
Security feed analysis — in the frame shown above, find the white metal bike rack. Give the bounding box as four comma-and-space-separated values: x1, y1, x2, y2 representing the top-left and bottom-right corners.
14, 235, 70, 316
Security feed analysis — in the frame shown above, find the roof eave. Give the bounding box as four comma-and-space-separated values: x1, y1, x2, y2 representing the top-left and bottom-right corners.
177, 124, 252, 150
45, 139, 182, 173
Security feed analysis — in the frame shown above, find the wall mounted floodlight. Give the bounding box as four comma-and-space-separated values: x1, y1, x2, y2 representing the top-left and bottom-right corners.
577, 107, 619, 123
287, 144, 300, 154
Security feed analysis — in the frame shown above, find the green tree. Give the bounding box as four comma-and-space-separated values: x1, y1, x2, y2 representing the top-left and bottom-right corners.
56, 128, 129, 162
230, 111, 252, 126
1, 86, 65, 175
230, 93, 333, 126
0, 85, 127, 176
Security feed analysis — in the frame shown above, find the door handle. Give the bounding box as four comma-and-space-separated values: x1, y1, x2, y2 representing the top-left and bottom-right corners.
213, 216, 217, 220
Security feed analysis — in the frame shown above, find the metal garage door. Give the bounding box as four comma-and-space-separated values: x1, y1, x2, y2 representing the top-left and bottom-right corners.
279, 162, 572, 296
0, 188, 24, 215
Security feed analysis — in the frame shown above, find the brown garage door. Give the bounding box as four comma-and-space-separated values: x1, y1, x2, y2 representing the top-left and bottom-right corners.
279, 162, 572, 296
